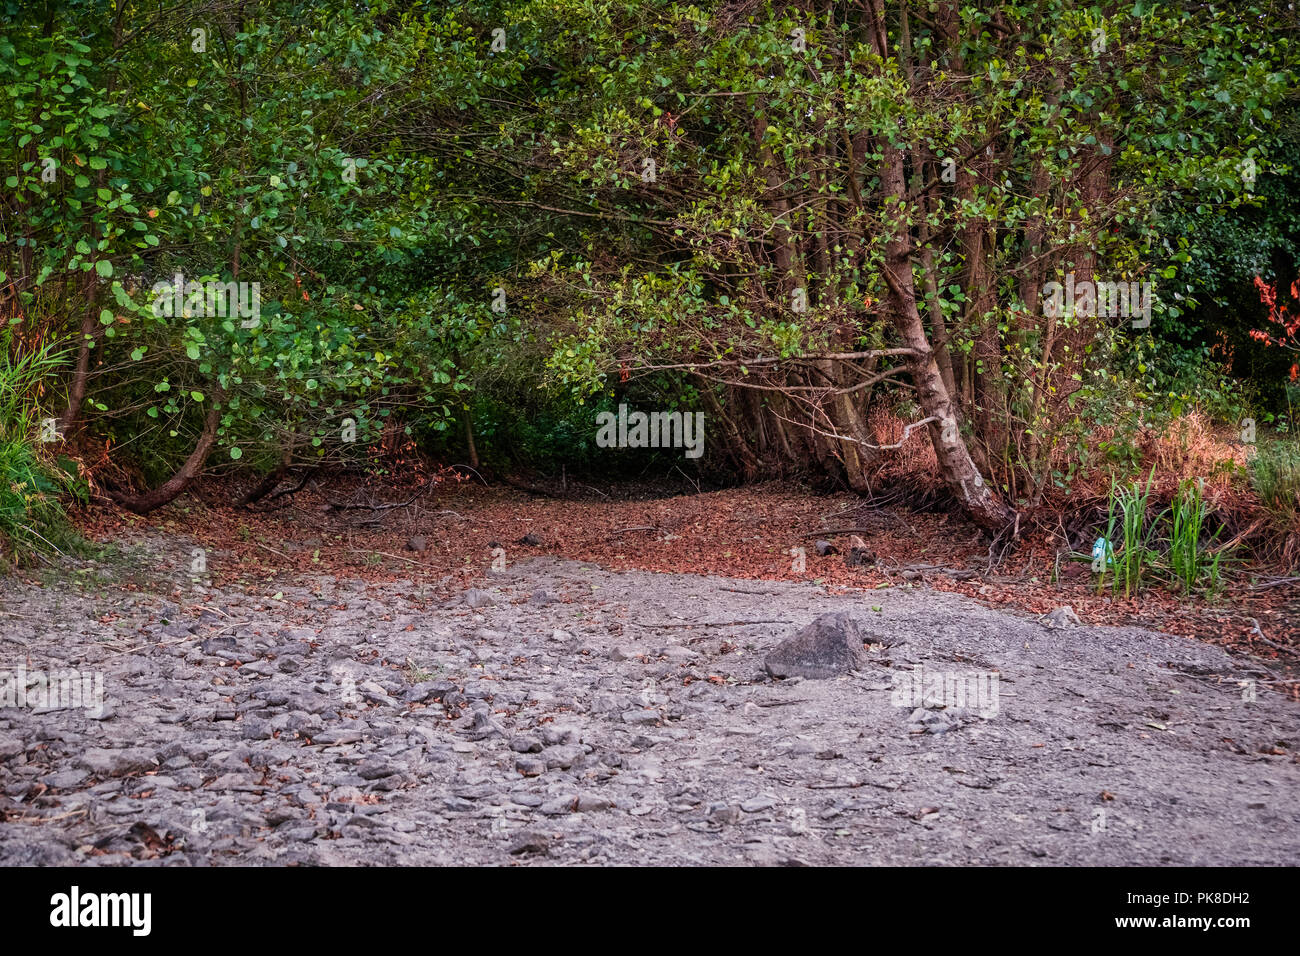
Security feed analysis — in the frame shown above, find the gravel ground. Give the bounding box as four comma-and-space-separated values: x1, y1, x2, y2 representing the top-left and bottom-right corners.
1, 540, 1297, 866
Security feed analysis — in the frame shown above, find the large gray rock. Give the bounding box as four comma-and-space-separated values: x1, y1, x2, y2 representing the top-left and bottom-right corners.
764, 612, 877, 679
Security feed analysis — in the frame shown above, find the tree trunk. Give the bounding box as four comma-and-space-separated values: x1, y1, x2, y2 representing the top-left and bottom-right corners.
107, 394, 223, 514
867, 0, 1014, 533
236, 438, 295, 507
462, 405, 480, 470
57, 273, 102, 434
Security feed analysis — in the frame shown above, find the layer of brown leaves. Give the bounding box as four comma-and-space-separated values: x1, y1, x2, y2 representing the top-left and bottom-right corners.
73, 477, 1300, 688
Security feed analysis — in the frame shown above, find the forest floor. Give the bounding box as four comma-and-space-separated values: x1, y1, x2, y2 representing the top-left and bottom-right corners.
0, 479, 1297, 865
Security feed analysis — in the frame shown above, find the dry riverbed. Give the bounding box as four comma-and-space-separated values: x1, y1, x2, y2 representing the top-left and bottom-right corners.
1, 537, 1297, 865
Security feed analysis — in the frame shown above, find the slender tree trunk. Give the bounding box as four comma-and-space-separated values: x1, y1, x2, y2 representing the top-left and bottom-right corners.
695, 376, 760, 479
107, 393, 223, 514
866, 0, 1014, 533
58, 274, 100, 433
462, 405, 480, 470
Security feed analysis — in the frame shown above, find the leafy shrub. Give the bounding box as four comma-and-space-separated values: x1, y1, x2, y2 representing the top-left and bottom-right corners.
0, 335, 82, 564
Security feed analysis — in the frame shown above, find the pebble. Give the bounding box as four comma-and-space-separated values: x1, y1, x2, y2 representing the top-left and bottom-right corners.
460, 590, 496, 608
515, 757, 546, 777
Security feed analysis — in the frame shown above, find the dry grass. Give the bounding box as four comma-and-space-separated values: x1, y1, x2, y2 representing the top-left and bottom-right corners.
862, 403, 1299, 566
864, 406, 941, 492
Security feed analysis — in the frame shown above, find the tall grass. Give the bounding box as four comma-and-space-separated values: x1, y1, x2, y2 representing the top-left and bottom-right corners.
1168, 478, 1224, 595
0, 332, 80, 565
1093, 471, 1230, 598
1113, 469, 1158, 598
1249, 439, 1300, 525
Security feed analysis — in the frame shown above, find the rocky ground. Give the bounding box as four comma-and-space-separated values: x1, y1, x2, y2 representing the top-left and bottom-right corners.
1, 536, 1297, 866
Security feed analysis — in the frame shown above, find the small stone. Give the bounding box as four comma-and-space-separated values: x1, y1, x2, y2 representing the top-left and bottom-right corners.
1040, 606, 1083, 629
542, 726, 578, 747
460, 589, 496, 608
43, 769, 89, 789
359, 680, 397, 705
622, 709, 660, 726
357, 757, 396, 780
240, 717, 275, 740
539, 796, 577, 816
406, 680, 458, 704
509, 831, 551, 855
312, 730, 363, 746
510, 736, 543, 753
85, 704, 116, 721
464, 705, 506, 741
515, 757, 546, 777
79, 748, 156, 778
265, 807, 299, 827
543, 745, 585, 770
708, 803, 742, 824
